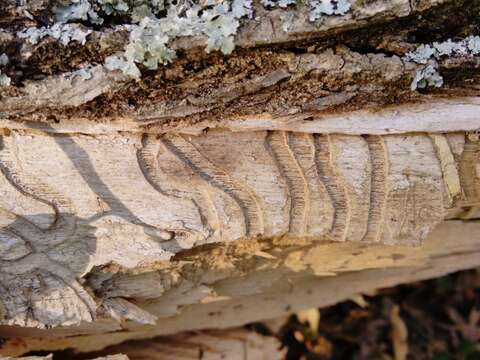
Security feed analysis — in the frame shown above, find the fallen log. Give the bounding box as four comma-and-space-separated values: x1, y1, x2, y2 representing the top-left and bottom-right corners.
0, 0, 479, 356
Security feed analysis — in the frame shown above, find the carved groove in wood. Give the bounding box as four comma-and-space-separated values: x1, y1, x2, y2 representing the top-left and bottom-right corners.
0, 129, 478, 328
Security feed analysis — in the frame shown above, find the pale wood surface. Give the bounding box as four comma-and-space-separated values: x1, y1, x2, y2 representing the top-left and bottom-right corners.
1, 220, 479, 355
83, 329, 285, 360
0, 127, 478, 330
1, 355, 129, 360
1, 329, 285, 360
0, 0, 479, 356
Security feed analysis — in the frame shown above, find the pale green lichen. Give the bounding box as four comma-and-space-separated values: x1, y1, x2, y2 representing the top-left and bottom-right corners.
261, 0, 296, 9
72, 67, 93, 80
405, 35, 480, 91
411, 65, 443, 91
16, 0, 352, 80
0, 53, 11, 87
406, 35, 480, 63
17, 23, 92, 45
54, 0, 168, 24
309, 0, 351, 22
105, 0, 253, 78
0, 53, 8, 67
105, 52, 141, 79
54, 0, 101, 23
105, 0, 352, 78
260, 0, 351, 21
281, 12, 295, 33
0, 72, 10, 87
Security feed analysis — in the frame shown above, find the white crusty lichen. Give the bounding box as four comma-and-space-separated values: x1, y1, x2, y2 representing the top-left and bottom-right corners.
72, 67, 93, 80
54, 0, 167, 24
261, 0, 296, 9
260, 0, 351, 21
15, 0, 352, 80
17, 23, 92, 45
0, 53, 9, 66
54, 0, 103, 24
309, 0, 351, 22
410, 65, 443, 91
406, 35, 480, 91
0, 53, 11, 87
406, 35, 480, 63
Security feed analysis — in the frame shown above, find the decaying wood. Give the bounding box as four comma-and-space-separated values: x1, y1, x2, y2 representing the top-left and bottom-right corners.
2, 355, 128, 360
1, 220, 480, 355
70, 329, 285, 360
0, 0, 480, 357
1, 328, 284, 359
0, 129, 477, 330
0, 127, 478, 354
1, 1, 480, 127
1, 330, 284, 360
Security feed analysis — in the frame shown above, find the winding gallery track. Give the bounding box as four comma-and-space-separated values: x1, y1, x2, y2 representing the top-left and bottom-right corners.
0, 127, 478, 331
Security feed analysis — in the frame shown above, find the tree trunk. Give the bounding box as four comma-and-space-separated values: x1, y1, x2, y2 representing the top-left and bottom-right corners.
0, 0, 479, 356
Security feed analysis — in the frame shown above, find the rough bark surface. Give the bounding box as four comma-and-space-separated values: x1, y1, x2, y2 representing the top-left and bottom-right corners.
0, 0, 479, 357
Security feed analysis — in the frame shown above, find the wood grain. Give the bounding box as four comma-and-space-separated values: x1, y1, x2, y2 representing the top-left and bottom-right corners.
0, 128, 478, 331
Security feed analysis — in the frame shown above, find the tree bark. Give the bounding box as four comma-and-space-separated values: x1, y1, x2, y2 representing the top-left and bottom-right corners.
0, 0, 479, 356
